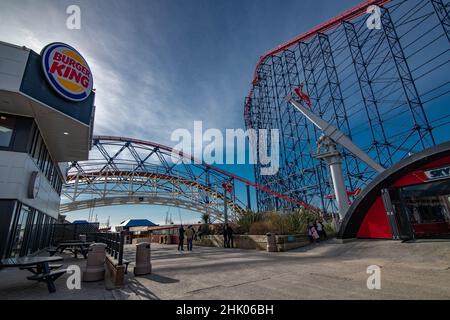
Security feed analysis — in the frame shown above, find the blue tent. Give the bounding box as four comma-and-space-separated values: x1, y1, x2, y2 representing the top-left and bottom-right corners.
118, 219, 157, 228
72, 220, 90, 224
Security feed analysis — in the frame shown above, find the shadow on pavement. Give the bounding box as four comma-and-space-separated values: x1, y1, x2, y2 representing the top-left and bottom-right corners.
126, 278, 160, 300
140, 273, 179, 284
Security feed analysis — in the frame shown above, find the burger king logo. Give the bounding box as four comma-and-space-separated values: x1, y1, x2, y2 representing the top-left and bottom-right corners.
41, 43, 93, 102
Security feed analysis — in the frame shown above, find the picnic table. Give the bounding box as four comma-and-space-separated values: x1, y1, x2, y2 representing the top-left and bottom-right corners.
52, 242, 93, 259
0, 256, 65, 293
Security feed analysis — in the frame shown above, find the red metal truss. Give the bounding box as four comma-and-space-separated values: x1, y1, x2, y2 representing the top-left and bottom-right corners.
93, 135, 320, 212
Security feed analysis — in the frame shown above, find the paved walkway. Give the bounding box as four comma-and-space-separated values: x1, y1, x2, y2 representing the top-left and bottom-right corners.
1, 239, 450, 299
118, 239, 450, 300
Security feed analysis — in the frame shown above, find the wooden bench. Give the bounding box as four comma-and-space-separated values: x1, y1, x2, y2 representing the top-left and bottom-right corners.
46, 248, 58, 256
27, 269, 68, 281
20, 263, 63, 274
26, 269, 68, 292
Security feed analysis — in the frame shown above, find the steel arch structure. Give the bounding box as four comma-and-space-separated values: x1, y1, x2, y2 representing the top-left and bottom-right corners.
245, 0, 450, 214
61, 136, 320, 221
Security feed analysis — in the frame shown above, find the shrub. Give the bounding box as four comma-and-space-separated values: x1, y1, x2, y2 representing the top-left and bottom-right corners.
201, 212, 211, 224
242, 209, 324, 235
323, 222, 335, 234
249, 221, 271, 235
236, 210, 263, 234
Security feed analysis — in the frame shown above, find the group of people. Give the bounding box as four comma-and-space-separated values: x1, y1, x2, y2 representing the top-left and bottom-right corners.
177, 223, 235, 251
178, 221, 325, 249
177, 225, 195, 251
307, 220, 327, 244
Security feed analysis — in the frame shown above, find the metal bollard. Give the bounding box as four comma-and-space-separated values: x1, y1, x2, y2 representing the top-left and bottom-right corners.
82, 243, 107, 282
134, 242, 152, 276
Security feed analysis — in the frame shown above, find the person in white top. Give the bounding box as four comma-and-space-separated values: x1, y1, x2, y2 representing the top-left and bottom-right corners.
310, 225, 320, 244
315, 220, 327, 240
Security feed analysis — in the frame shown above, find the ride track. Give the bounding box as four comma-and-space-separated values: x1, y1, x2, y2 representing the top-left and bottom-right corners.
60, 136, 320, 222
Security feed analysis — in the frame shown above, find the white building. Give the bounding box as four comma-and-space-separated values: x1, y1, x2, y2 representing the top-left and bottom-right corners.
0, 41, 95, 258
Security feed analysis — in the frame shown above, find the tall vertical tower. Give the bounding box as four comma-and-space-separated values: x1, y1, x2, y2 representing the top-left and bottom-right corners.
245, 0, 450, 214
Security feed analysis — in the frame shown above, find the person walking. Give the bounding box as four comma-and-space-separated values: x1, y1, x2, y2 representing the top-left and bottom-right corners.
178, 225, 185, 251
222, 224, 229, 248
226, 224, 234, 248
185, 225, 194, 251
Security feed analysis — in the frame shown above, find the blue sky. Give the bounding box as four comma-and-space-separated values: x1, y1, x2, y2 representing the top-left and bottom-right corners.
0, 0, 366, 226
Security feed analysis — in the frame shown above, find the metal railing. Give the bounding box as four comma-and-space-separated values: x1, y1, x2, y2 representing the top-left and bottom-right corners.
86, 232, 125, 265
51, 223, 99, 245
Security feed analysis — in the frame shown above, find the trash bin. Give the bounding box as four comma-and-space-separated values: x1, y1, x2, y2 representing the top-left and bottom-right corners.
266, 233, 277, 252
83, 243, 107, 282
134, 242, 152, 276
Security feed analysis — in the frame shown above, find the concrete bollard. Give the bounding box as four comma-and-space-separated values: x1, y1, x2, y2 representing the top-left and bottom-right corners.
266, 233, 277, 252
82, 243, 107, 282
134, 242, 152, 276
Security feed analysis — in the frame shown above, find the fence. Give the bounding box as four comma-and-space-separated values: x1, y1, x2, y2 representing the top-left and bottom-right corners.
51, 223, 99, 245
86, 232, 125, 265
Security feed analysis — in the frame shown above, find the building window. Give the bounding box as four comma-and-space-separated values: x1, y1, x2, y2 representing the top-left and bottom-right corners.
9, 204, 32, 258
5, 202, 57, 258
0, 113, 15, 147
28, 123, 64, 195
0, 115, 63, 195
39, 215, 50, 250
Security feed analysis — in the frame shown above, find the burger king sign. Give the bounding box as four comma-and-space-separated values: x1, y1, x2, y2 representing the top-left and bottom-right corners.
41, 43, 93, 102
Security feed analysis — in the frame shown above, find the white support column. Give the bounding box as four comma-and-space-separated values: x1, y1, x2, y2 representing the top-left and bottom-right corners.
327, 153, 349, 220
314, 139, 349, 221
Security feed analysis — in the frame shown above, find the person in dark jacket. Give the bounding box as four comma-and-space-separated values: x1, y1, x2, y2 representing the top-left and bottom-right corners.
196, 225, 202, 240
178, 225, 185, 251
222, 224, 229, 248
226, 224, 234, 248
307, 223, 313, 243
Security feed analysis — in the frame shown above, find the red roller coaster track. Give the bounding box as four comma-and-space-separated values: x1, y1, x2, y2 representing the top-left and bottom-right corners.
93, 135, 320, 213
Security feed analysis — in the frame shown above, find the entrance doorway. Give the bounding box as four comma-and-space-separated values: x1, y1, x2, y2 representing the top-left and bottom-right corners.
390, 179, 450, 239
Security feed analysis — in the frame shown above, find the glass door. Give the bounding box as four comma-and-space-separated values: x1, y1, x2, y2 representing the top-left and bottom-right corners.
397, 179, 450, 238
389, 189, 415, 240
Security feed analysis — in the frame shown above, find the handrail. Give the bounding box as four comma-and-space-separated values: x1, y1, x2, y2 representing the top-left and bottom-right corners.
86, 232, 125, 266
